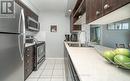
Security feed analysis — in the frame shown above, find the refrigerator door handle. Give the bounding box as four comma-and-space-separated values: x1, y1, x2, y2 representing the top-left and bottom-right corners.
18, 10, 22, 33
21, 9, 26, 60
18, 9, 25, 34
18, 9, 25, 61
18, 35, 24, 61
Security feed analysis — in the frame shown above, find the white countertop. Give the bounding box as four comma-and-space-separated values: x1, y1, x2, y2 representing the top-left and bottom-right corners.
25, 43, 35, 47
64, 42, 130, 81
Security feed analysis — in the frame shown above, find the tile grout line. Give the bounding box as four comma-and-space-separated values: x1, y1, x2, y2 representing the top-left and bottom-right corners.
62, 62, 65, 81
26, 61, 47, 81
52, 60, 65, 81
27, 59, 66, 81
37, 61, 47, 81
50, 60, 56, 81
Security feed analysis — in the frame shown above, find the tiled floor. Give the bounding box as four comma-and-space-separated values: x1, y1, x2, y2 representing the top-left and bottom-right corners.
26, 59, 66, 81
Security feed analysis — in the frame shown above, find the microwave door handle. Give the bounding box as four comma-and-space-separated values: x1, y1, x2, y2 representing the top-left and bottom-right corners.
38, 22, 40, 31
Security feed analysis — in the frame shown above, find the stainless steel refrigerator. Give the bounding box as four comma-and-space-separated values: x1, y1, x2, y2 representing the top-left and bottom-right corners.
0, 3, 25, 81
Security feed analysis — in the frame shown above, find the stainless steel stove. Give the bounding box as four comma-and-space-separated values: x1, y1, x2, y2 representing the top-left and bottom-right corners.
34, 41, 46, 70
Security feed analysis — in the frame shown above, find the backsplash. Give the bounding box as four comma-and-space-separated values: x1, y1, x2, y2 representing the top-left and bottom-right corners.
85, 18, 130, 48
101, 18, 130, 48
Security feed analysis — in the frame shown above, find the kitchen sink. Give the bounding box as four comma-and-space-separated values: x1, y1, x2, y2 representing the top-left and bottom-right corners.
67, 43, 86, 47
67, 42, 94, 47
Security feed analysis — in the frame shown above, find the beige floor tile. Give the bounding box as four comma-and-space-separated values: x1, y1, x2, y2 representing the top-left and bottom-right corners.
51, 77, 64, 81
53, 70, 63, 76
26, 78, 38, 81
41, 70, 53, 76
38, 78, 51, 81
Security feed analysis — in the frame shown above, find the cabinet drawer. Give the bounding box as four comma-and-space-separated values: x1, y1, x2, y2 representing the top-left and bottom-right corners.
25, 52, 33, 60
25, 58, 33, 67
25, 46, 33, 53
24, 59, 33, 80
24, 67, 33, 79
25, 53, 32, 59
24, 45, 34, 80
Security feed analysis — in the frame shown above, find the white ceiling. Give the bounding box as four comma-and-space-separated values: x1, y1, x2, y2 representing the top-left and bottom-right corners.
28, 0, 68, 12
27, 0, 77, 15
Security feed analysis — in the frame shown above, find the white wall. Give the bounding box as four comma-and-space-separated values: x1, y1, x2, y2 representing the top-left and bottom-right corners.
36, 11, 70, 58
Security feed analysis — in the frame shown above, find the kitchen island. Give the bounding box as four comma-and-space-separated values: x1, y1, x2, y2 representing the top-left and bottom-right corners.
64, 42, 130, 81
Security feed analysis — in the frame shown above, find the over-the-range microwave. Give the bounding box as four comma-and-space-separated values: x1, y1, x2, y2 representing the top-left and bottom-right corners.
27, 17, 40, 31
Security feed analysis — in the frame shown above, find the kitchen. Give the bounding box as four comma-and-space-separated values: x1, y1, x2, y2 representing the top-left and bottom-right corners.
0, 0, 130, 81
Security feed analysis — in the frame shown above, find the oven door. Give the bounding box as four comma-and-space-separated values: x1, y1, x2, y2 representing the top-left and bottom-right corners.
37, 43, 45, 63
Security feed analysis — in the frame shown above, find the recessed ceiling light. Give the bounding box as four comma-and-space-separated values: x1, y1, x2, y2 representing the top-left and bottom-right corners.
68, 9, 72, 12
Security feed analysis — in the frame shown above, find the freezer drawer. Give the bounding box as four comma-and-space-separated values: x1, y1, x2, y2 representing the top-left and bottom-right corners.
0, 34, 24, 81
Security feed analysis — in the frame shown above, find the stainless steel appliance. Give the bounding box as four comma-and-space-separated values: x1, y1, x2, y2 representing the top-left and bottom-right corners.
65, 34, 70, 41
26, 36, 34, 43
34, 41, 45, 70
27, 16, 40, 31
0, 3, 25, 81
70, 34, 78, 42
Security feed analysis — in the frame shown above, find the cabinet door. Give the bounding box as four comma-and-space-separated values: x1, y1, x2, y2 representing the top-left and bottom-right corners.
89, 0, 103, 22
86, 0, 90, 23
70, 14, 73, 32
103, 0, 121, 15
120, 0, 130, 6
24, 46, 34, 80
70, 14, 81, 32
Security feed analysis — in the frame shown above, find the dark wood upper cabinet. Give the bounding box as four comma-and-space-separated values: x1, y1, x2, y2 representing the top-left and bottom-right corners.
86, 0, 90, 24
102, 0, 121, 15
85, 0, 130, 23
120, 0, 130, 6
70, 14, 81, 32
70, 0, 85, 32
89, 0, 103, 22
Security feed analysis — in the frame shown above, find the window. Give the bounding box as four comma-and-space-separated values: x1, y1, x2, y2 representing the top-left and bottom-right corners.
122, 23, 129, 29
107, 22, 129, 30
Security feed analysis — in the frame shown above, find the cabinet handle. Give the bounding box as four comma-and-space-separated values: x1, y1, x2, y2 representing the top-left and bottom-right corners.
104, 4, 110, 9
26, 69, 29, 72
96, 11, 100, 15
27, 54, 30, 57
27, 48, 30, 51
27, 60, 29, 63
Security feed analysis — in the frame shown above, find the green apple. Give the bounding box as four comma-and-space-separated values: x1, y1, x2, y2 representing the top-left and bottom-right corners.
103, 50, 116, 62
114, 55, 130, 69
114, 48, 130, 57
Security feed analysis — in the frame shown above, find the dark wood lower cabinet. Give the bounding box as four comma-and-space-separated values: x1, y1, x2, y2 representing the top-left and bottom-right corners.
64, 45, 80, 81
24, 45, 34, 80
